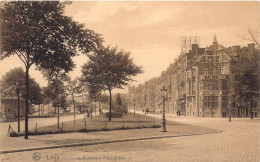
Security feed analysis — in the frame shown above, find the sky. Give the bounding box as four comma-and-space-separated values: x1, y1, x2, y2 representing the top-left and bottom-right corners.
0, 1, 260, 94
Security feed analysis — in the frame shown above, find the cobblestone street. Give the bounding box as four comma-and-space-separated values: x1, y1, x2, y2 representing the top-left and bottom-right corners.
0, 114, 259, 162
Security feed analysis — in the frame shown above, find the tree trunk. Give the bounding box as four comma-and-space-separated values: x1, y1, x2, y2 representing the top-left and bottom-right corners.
25, 66, 29, 139
95, 101, 96, 117
98, 101, 100, 115
91, 100, 93, 119
39, 104, 40, 116
250, 99, 253, 119
109, 89, 112, 121
56, 85, 59, 129
82, 92, 85, 104
73, 95, 76, 124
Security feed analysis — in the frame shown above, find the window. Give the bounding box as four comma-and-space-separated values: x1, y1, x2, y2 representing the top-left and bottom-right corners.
192, 83, 195, 95
212, 81, 218, 90
204, 96, 211, 107
212, 96, 218, 107
201, 56, 206, 63
192, 70, 196, 77
204, 96, 219, 108
203, 81, 211, 90
220, 67, 224, 74
222, 96, 228, 108
216, 56, 220, 62
221, 80, 227, 90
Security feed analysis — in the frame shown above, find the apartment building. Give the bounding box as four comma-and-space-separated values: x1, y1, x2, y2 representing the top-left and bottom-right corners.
128, 35, 259, 117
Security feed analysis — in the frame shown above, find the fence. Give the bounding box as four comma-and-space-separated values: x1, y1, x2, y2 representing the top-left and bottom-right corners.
6, 113, 160, 136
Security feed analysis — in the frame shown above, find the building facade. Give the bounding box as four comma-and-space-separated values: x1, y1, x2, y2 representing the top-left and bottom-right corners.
128, 36, 260, 117
0, 97, 26, 120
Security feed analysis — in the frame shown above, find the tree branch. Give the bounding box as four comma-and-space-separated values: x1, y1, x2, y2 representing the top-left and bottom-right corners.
248, 29, 260, 49
29, 57, 34, 67
15, 51, 27, 66
17, 49, 27, 61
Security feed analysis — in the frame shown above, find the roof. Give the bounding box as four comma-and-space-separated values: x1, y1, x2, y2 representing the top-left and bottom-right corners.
205, 43, 232, 57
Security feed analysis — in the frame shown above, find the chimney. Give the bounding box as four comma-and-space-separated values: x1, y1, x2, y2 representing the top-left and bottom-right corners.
248, 43, 255, 56
232, 45, 240, 56
192, 44, 199, 56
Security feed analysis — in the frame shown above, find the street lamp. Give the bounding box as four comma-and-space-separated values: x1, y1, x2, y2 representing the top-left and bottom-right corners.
133, 98, 136, 117
161, 86, 167, 132
16, 86, 20, 132
228, 99, 232, 122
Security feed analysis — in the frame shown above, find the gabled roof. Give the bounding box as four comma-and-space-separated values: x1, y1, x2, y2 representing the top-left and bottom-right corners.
205, 43, 232, 57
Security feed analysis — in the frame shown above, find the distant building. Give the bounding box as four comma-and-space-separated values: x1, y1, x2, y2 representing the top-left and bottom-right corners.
0, 97, 26, 120
128, 35, 260, 117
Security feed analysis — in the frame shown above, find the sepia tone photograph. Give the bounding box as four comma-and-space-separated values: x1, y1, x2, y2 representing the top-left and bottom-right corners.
0, 1, 259, 162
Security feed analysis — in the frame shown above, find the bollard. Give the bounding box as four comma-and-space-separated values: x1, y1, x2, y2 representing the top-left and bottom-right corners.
85, 121, 87, 131
35, 122, 37, 133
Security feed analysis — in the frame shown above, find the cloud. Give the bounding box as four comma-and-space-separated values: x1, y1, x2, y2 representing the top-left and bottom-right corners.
72, 2, 138, 23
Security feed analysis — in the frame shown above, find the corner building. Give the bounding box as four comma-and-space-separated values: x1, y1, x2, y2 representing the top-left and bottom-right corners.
128, 36, 259, 117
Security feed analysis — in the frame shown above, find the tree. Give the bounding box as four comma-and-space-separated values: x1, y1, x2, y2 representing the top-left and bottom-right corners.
97, 93, 109, 113
81, 46, 143, 121
99, 94, 109, 106
229, 50, 260, 119
77, 78, 88, 105
1, 1, 102, 139
87, 84, 101, 119
53, 94, 69, 112
43, 69, 67, 128
243, 28, 260, 49
0, 67, 42, 105
65, 77, 81, 124
115, 93, 128, 114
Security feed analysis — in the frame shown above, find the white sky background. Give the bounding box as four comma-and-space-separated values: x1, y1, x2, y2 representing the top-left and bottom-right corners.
0, 1, 259, 94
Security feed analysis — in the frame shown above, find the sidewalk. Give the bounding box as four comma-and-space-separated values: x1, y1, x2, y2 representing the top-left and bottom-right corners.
0, 117, 220, 154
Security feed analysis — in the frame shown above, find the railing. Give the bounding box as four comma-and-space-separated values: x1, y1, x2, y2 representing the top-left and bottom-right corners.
8, 124, 17, 137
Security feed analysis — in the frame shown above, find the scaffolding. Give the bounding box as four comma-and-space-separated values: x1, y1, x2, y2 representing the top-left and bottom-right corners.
181, 36, 200, 53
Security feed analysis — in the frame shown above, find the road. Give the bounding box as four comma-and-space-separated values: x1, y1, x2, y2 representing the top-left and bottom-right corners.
0, 111, 259, 162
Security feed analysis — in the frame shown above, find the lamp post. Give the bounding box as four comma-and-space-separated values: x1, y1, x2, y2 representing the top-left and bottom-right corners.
133, 98, 136, 117
228, 99, 232, 122
228, 59, 233, 122
161, 86, 167, 132
16, 87, 20, 132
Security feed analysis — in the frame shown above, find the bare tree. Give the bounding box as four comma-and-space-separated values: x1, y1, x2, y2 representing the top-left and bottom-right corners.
243, 28, 260, 49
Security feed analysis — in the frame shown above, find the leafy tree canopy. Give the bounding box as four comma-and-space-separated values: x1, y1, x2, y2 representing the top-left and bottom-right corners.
229, 51, 260, 106
0, 67, 43, 104
1, 1, 103, 71
81, 46, 142, 121
113, 93, 128, 114
42, 70, 67, 104
81, 46, 143, 91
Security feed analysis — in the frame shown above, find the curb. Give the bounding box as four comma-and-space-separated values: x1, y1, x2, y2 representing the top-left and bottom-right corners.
0, 130, 222, 154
